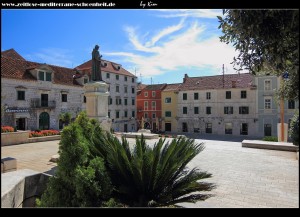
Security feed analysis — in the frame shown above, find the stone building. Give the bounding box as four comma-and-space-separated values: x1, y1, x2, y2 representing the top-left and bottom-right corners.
177, 73, 258, 136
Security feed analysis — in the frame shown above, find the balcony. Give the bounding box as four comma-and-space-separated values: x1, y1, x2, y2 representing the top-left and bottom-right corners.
31, 98, 56, 109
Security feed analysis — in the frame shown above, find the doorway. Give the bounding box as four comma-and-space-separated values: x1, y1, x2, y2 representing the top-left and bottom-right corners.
16, 118, 26, 130
39, 112, 49, 130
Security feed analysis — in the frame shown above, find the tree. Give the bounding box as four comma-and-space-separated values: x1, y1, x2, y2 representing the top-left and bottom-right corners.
59, 112, 72, 127
93, 133, 215, 207
218, 9, 299, 100
289, 110, 299, 146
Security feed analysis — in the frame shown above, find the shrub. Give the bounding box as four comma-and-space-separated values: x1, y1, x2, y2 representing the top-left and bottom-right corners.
1, 126, 14, 133
94, 133, 215, 207
262, 136, 278, 142
289, 112, 299, 146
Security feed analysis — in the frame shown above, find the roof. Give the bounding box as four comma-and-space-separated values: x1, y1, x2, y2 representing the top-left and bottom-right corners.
179, 73, 254, 91
76, 59, 136, 78
137, 83, 147, 90
163, 83, 181, 91
1, 49, 26, 61
144, 84, 167, 91
1, 53, 80, 87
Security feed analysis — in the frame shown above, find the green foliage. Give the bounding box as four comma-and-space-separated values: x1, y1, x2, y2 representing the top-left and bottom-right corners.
262, 136, 278, 142
289, 111, 299, 146
218, 10, 299, 100
59, 112, 72, 126
93, 134, 215, 207
38, 112, 115, 207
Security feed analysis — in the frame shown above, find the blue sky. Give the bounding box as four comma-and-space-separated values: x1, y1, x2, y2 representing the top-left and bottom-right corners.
2, 9, 242, 84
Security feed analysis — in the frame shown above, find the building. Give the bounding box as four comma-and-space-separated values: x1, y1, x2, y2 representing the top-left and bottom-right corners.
136, 84, 167, 132
177, 73, 258, 136
76, 59, 137, 132
1, 49, 86, 130
1, 48, 137, 132
161, 83, 181, 132
255, 75, 299, 137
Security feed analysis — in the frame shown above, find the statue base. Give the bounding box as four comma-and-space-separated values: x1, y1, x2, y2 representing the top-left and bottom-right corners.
84, 81, 112, 132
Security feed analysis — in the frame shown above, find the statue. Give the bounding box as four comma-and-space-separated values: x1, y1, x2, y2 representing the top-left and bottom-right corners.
91, 45, 103, 81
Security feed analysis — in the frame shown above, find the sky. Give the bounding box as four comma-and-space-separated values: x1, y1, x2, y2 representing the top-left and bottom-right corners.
1, 9, 245, 84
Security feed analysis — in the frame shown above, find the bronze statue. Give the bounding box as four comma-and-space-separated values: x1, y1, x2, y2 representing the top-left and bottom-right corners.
91, 45, 103, 81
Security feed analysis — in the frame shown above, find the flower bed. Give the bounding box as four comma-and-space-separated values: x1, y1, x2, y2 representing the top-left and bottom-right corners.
29, 130, 60, 138
1, 126, 14, 133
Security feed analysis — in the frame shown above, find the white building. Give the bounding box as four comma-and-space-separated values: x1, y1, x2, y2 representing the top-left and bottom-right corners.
177, 73, 258, 137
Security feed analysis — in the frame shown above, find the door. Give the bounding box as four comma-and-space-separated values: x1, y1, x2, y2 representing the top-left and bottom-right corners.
240, 123, 248, 135
165, 123, 172, 132
16, 118, 26, 130
182, 122, 188, 132
153, 123, 156, 132
264, 124, 272, 136
39, 112, 49, 130
124, 124, 128, 132
41, 94, 48, 107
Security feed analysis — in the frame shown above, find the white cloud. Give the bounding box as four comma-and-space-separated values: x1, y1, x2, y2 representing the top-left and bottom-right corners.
153, 9, 223, 19
26, 48, 74, 68
106, 19, 243, 78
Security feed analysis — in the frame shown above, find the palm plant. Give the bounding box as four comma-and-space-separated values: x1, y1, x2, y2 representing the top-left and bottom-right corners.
59, 112, 72, 127
93, 133, 215, 207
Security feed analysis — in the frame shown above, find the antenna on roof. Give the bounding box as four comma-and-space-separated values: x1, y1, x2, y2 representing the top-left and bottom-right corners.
151, 77, 153, 85
222, 64, 225, 88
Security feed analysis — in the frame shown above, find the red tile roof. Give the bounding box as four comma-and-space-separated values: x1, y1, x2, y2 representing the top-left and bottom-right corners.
137, 83, 147, 90
1, 48, 26, 61
76, 59, 136, 78
1, 54, 81, 87
179, 73, 254, 91
144, 84, 167, 91
163, 83, 181, 91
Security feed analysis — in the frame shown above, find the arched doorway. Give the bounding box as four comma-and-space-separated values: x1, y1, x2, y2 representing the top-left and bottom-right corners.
39, 112, 49, 130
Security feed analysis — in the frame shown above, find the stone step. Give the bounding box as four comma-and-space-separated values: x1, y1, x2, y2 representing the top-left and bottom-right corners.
242, 140, 298, 152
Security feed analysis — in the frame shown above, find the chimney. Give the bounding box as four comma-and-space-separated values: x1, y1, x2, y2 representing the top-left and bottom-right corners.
183, 73, 189, 83
232, 80, 236, 88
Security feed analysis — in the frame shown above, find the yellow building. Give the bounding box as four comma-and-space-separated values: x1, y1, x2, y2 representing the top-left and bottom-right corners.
161, 83, 181, 132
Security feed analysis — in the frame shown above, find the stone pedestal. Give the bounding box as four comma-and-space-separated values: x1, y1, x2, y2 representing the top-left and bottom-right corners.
84, 81, 112, 132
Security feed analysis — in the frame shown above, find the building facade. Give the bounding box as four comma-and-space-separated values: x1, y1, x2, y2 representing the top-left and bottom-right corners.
161, 83, 181, 132
136, 84, 167, 132
177, 73, 258, 137
255, 75, 299, 137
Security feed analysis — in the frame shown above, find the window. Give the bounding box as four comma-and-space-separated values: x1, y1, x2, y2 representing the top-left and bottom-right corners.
152, 91, 156, 97
206, 92, 211, 100
132, 98, 135, 105
132, 111, 135, 118
132, 77, 135, 83
144, 101, 148, 110
144, 113, 148, 118
116, 85, 120, 92
62, 94, 67, 102
241, 91, 247, 99
165, 97, 171, 103
116, 97, 122, 105
183, 107, 187, 114
17, 91, 25, 100
265, 98, 271, 109
116, 74, 119, 80
109, 97, 113, 105
38, 71, 45, 80
206, 123, 212, 134
194, 107, 199, 114
226, 91, 231, 99
264, 80, 271, 91
194, 128, 200, 133
224, 106, 233, 114
194, 93, 199, 100
152, 101, 156, 110
152, 113, 156, 119
240, 123, 248, 135
124, 111, 128, 118
84, 96, 86, 103
116, 111, 120, 119
264, 124, 272, 136
106, 73, 110, 79
108, 111, 111, 118
124, 86, 128, 93
239, 106, 249, 114
225, 123, 233, 134
165, 111, 172, 117
124, 98, 128, 106
124, 76, 128, 81
288, 100, 295, 109
206, 107, 211, 114
144, 92, 148, 97
46, 72, 52, 81
132, 87, 135, 94
84, 78, 88, 84
183, 93, 187, 100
